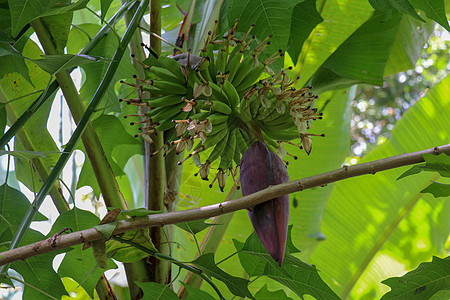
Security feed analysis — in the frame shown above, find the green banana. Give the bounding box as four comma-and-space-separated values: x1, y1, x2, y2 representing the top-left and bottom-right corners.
231, 55, 253, 87
151, 80, 189, 94
156, 111, 189, 132
222, 80, 240, 109
143, 95, 184, 107
150, 66, 185, 85
261, 108, 288, 123
236, 66, 264, 93
250, 94, 262, 119
211, 100, 232, 115
157, 55, 184, 80
218, 128, 236, 170
215, 49, 228, 75
238, 99, 252, 123
148, 103, 183, 123
206, 43, 216, 83
206, 129, 230, 164
203, 126, 229, 150
189, 111, 210, 121
261, 126, 299, 141
207, 113, 229, 125
209, 82, 230, 105
261, 130, 279, 149
256, 103, 278, 121
226, 51, 242, 83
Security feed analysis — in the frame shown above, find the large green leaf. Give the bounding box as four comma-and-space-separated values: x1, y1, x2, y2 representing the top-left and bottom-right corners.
318, 12, 403, 87
0, 40, 59, 192
77, 114, 141, 197
49, 208, 117, 298
381, 256, 450, 299
227, 0, 303, 64
235, 231, 339, 299
66, 23, 134, 113
287, 0, 323, 65
10, 230, 68, 299
136, 282, 178, 300
308, 76, 450, 299
295, 0, 374, 87
191, 253, 253, 298
8, 0, 88, 37
0, 184, 46, 242
383, 14, 434, 76
408, 0, 450, 31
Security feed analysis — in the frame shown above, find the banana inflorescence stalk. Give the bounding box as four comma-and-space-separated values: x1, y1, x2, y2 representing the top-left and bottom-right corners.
121, 20, 324, 265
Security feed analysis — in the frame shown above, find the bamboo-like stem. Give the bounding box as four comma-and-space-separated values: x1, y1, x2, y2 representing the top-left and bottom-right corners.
146, 0, 171, 285
0, 0, 149, 274
121, 2, 155, 298
1, 144, 448, 265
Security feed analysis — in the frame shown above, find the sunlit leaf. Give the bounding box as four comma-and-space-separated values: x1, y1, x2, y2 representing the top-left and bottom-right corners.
287, 0, 323, 65
308, 76, 450, 299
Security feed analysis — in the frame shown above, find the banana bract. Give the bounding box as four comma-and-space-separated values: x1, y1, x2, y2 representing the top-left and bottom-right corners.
121, 20, 323, 191
240, 141, 289, 265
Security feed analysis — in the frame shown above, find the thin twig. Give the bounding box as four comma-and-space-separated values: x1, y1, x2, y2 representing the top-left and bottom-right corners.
0, 144, 448, 266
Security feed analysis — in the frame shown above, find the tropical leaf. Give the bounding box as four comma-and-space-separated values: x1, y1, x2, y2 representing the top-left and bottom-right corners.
50, 208, 116, 298
175, 219, 217, 235
32, 54, 101, 75
381, 256, 450, 300
191, 253, 253, 298
10, 231, 68, 299
295, 0, 374, 87
287, 0, 323, 65
181, 282, 216, 300
136, 282, 178, 300
421, 182, 450, 198
254, 284, 293, 299
0, 40, 59, 192
308, 76, 450, 299
0, 184, 47, 241
398, 153, 450, 180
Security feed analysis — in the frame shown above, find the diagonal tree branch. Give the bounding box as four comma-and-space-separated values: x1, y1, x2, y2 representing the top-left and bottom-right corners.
0, 143, 448, 266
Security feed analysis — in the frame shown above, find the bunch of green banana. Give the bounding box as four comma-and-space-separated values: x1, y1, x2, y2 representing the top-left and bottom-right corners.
121, 20, 324, 191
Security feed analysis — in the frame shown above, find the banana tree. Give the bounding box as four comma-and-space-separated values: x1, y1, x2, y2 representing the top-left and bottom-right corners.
0, 0, 448, 299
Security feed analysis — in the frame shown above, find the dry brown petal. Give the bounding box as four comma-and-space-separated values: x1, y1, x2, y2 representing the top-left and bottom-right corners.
217, 169, 227, 192
200, 161, 211, 180
301, 134, 312, 155
175, 122, 189, 137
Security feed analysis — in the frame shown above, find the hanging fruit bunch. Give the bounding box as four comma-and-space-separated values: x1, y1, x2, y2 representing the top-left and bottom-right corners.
121, 20, 324, 265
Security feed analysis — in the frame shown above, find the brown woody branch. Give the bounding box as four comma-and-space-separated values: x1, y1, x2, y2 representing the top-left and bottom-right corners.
1, 144, 449, 266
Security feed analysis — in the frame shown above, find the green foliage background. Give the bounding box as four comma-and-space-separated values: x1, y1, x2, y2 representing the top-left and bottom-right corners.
0, 0, 449, 299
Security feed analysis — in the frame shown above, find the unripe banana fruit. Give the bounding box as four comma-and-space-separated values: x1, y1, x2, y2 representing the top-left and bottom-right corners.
240, 141, 289, 266
122, 20, 324, 191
